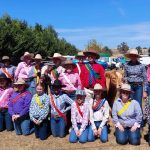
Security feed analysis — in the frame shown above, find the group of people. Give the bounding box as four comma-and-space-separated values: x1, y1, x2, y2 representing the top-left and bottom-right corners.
0, 49, 150, 146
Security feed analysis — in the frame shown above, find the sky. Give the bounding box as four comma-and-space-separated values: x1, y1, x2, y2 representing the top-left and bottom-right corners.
0, 0, 150, 50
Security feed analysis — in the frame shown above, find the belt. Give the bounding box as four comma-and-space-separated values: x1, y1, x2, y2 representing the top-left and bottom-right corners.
0, 108, 8, 111
129, 82, 143, 85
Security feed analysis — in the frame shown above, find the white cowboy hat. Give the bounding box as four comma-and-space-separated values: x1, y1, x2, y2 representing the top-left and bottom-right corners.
20, 52, 34, 61
93, 83, 104, 91
63, 59, 76, 68
120, 83, 132, 92
13, 78, 27, 85
34, 54, 43, 60
2, 56, 10, 61
48, 53, 66, 61
125, 49, 141, 58
75, 52, 85, 59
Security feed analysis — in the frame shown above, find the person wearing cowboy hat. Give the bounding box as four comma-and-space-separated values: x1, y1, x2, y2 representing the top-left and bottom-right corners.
112, 83, 142, 145
27, 54, 45, 96
69, 89, 89, 143
124, 48, 148, 108
0, 56, 16, 82
8, 78, 33, 136
88, 83, 109, 143
80, 49, 106, 89
59, 59, 81, 100
15, 52, 34, 80
49, 79, 73, 138
29, 82, 50, 140
0, 73, 14, 132
48, 53, 66, 84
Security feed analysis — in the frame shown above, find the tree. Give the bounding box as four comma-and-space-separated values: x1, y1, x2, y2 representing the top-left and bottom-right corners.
0, 15, 78, 65
85, 39, 102, 52
136, 46, 142, 54
101, 46, 112, 56
117, 42, 129, 54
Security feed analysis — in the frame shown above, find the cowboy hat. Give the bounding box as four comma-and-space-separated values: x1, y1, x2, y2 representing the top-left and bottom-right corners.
75, 52, 85, 59
120, 83, 132, 92
75, 89, 86, 96
63, 60, 76, 68
2, 56, 10, 61
93, 83, 104, 91
125, 49, 141, 58
0, 73, 11, 82
48, 53, 66, 61
13, 78, 27, 85
34, 54, 43, 60
20, 52, 34, 61
83, 49, 100, 59
51, 80, 65, 88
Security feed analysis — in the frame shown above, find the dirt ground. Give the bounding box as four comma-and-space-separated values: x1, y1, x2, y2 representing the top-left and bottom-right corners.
0, 123, 149, 150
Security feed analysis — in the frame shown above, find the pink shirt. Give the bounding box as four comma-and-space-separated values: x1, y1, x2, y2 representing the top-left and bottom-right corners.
0, 87, 14, 108
15, 62, 33, 79
59, 72, 81, 91
147, 66, 150, 82
71, 102, 89, 134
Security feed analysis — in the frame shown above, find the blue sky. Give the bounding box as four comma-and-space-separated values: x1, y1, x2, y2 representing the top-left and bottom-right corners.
0, 0, 150, 50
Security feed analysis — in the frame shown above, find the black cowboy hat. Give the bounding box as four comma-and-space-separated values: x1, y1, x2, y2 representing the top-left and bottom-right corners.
0, 73, 12, 82
51, 80, 66, 88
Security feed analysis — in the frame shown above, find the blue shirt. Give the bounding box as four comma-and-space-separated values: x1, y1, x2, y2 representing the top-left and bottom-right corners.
112, 98, 142, 127
50, 93, 74, 116
29, 93, 50, 123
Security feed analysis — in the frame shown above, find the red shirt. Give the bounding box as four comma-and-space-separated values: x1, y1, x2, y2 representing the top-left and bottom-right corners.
80, 63, 106, 88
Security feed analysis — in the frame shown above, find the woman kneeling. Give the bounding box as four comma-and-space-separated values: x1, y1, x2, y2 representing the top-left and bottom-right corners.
69, 90, 89, 143
112, 83, 142, 145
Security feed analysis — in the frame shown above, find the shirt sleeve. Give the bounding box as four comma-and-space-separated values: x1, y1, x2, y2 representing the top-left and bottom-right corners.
112, 100, 120, 126
89, 100, 97, 130
142, 65, 148, 92
80, 104, 89, 134
19, 93, 32, 117
76, 74, 82, 89
8, 94, 15, 116
29, 96, 35, 121
38, 95, 50, 123
99, 101, 110, 129
123, 64, 128, 83
71, 103, 78, 132
64, 94, 74, 113
14, 62, 23, 80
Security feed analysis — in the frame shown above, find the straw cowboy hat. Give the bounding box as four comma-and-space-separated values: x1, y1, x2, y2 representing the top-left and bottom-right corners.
75, 52, 85, 59
34, 54, 43, 60
120, 83, 132, 93
48, 53, 66, 61
125, 49, 141, 58
75, 89, 86, 96
2, 56, 10, 61
93, 83, 105, 91
63, 59, 76, 68
83, 49, 100, 59
13, 78, 28, 85
20, 52, 34, 61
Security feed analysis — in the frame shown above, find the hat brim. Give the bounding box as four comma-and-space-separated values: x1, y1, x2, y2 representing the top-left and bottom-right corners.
125, 53, 141, 58
13, 82, 28, 85
48, 57, 66, 61
20, 54, 34, 61
63, 63, 76, 68
83, 51, 100, 59
52, 84, 66, 88
120, 88, 133, 93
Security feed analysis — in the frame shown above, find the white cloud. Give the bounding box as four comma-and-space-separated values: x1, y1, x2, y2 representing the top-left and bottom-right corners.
56, 22, 150, 49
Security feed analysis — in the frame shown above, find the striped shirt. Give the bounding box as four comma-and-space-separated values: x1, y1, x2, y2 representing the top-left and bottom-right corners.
71, 102, 89, 134
29, 93, 50, 123
112, 98, 142, 128
50, 93, 73, 116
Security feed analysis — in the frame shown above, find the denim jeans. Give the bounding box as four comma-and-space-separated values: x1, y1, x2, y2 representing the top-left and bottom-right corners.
88, 121, 108, 143
115, 127, 141, 145
13, 114, 34, 135
50, 117, 66, 138
0, 109, 13, 131
147, 82, 150, 96
34, 118, 49, 140
130, 84, 143, 108
69, 124, 89, 143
